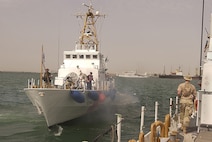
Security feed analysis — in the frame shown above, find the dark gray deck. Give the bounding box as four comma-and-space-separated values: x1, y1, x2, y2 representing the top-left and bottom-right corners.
195, 130, 212, 142
170, 115, 212, 142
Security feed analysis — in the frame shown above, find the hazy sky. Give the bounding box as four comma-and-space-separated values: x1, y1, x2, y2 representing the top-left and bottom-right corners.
1, 0, 212, 75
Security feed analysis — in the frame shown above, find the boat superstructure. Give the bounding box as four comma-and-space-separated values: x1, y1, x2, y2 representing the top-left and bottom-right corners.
197, 12, 212, 134
54, 2, 107, 89
24, 2, 116, 127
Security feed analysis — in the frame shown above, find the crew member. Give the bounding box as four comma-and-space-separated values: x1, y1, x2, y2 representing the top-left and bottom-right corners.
78, 70, 87, 89
177, 75, 197, 133
87, 72, 93, 90
43, 68, 52, 87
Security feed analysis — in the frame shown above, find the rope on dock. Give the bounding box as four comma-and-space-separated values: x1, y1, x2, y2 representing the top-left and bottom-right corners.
92, 119, 123, 142
92, 125, 115, 142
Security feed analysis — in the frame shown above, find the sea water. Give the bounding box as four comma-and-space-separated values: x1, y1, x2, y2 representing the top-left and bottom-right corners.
0, 72, 200, 142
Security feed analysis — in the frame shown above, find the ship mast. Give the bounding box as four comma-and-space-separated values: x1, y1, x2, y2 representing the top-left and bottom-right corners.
76, 2, 105, 51
199, 0, 205, 77
40, 46, 44, 88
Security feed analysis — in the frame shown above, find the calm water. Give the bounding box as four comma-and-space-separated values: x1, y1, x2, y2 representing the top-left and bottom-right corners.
0, 72, 200, 142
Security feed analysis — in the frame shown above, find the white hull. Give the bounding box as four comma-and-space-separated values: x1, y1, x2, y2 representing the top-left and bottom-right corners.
24, 88, 115, 127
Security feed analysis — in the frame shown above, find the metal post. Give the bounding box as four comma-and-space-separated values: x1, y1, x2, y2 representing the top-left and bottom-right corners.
175, 96, 179, 115
27, 79, 30, 88
155, 101, 159, 122
31, 78, 34, 88
169, 98, 173, 117
116, 114, 122, 142
140, 106, 145, 132
199, 0, 205, 77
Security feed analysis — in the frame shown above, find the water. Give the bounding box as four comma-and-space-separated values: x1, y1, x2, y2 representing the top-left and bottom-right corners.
0, 72, 200, 142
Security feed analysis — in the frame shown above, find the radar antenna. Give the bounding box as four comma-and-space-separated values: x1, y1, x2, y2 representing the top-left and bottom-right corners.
76, 1, 105, 51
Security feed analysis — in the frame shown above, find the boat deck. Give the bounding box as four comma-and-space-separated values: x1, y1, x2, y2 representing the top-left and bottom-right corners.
176, 128, 212, 142
174, 117, 212, 142
195, 130, 212, 142
130, 100, 212, 142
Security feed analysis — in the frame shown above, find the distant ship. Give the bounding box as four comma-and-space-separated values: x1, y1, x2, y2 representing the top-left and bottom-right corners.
159, 67, 200, 79
118, 71, 149, 78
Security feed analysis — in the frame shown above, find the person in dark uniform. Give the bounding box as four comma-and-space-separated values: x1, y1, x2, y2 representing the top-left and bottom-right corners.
87, 72, 93, 90
43, 68, 52, 87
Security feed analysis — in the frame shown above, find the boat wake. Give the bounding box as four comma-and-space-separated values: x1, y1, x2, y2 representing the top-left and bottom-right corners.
48, 125, 63, 136
113, 92, 139, 105
54, 125, 63, 136
49, 125, 63, 137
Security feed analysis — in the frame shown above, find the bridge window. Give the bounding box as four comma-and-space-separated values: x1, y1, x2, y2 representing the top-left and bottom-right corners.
79, 55, 84, 59
93, 55, 98, 59
86, 55, 91, 59
66, 54, 71, 59
73, 55, 77, 59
